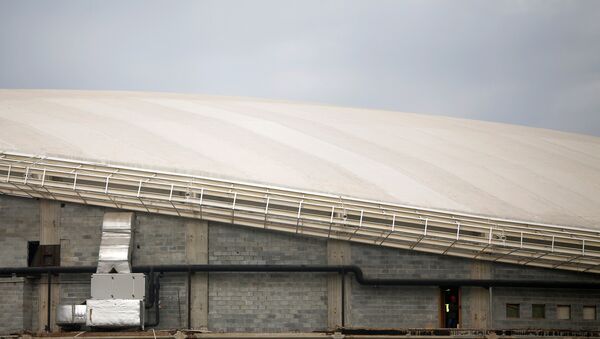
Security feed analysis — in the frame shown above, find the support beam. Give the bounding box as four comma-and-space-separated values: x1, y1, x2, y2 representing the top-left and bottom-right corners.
327, 239, 351, 330
38, 200, 60, 333
460, 260, 491, 329
186, 219, 209, 329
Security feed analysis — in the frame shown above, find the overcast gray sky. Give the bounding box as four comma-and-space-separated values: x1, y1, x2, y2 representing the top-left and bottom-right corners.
1, 0, 599, 136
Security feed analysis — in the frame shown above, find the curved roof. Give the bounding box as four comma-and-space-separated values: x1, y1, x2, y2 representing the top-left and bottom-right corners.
1, 89, 600, 230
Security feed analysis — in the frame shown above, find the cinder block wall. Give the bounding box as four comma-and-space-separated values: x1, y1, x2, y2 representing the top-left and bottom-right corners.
0, 196, 39, 334
0, 195, 39, 267
1, 195, 600, 333
492, 288, 600, 330
348, 243, 475, 328
348, 243, 600, 329
0, 278, 32, 334
208, 223, 328, 332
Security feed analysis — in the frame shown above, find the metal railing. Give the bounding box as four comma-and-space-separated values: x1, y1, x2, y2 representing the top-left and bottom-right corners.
1, 151, 600, 273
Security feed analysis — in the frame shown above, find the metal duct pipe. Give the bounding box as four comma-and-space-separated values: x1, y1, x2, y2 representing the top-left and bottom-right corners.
97, 212, 135, 274
87, 212, 145, 330
1, 264, 599, 288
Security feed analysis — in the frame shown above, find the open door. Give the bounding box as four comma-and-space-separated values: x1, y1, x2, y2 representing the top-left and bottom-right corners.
440, 287, 460, 328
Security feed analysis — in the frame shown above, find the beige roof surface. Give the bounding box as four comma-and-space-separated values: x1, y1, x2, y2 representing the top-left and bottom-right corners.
1, 89, 599, 230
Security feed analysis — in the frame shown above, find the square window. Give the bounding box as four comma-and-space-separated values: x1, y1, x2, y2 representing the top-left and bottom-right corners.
506, 304, 520, 318
532, 304, 545, 319
557, 305, 571, 320
583, 306, 596, 320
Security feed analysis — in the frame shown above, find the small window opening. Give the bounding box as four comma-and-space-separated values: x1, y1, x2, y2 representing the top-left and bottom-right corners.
583, 306, 596, 320
557, 305, 571, 320
506, 304, 520, 318
532, 304, 545, 319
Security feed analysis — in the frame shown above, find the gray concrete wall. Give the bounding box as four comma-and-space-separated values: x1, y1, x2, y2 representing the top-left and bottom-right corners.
492, 287, 600, 330
2, 195, 600, 333
347, 242, 600, 330
207, 222, 328, 332
0, 278, 32, 334
132, 213, 190, 329
0, 196, 39, 267
347, 242, 474, 328
59, 202, 104, 267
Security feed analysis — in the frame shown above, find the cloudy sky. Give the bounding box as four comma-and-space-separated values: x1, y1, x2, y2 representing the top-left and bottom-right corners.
1, 0, 599, 136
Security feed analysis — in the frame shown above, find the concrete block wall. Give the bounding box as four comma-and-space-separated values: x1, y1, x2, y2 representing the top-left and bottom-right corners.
0, 196, 39, 334
2, 194, 600, 333
29, 281, 39, 332
492, 287, 600, 330
492, 261, 600, 282
132, 213, 188, 266
132, 214, 189, 329
207, 223, 328, 332
0, 196, 39, 267
209, 273, 327, 332
59, 274, 90, 305
347, 242, 475, 328
58, 203, 104, 266
350, 283, 439, 328
347, 242, 600, 330
57, 203, 103, 312
0, 278, 31, 334
152, 273, 188, 329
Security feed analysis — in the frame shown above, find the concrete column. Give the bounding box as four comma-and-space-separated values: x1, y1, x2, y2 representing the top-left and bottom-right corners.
185, 219, 209, 329
327, 239, 351, 329
38, 200, 61, 332
461, 260, 492, 329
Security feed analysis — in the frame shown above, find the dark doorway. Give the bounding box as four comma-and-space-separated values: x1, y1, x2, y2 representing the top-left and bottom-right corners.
440, 287, 460, 328
27, 241, 40, 267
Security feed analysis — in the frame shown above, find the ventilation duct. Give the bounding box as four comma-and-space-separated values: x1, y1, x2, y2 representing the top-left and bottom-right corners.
86, 212, 145, 329
57, 212, 145, 329
97, 212, 135, 274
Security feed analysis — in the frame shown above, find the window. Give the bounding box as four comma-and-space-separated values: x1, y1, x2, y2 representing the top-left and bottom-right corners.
557, 305, 571, 320
583, 306, 596, 320
532, 304, 545, 319
506, 304, 520, 318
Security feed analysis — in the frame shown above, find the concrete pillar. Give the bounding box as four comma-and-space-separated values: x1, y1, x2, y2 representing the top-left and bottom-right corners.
461, 260, 492, 329
185, 219, 209, 329
38, 200, 61, 332
327, 239, 351, 329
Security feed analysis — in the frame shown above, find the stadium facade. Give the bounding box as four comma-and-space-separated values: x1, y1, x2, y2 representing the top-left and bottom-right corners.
1, 90, 600, 337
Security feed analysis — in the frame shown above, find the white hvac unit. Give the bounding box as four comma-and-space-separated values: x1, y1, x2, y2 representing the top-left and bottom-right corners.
57, 212, 146, 330
91, 273, 145, 300
86, 212, 145, 329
